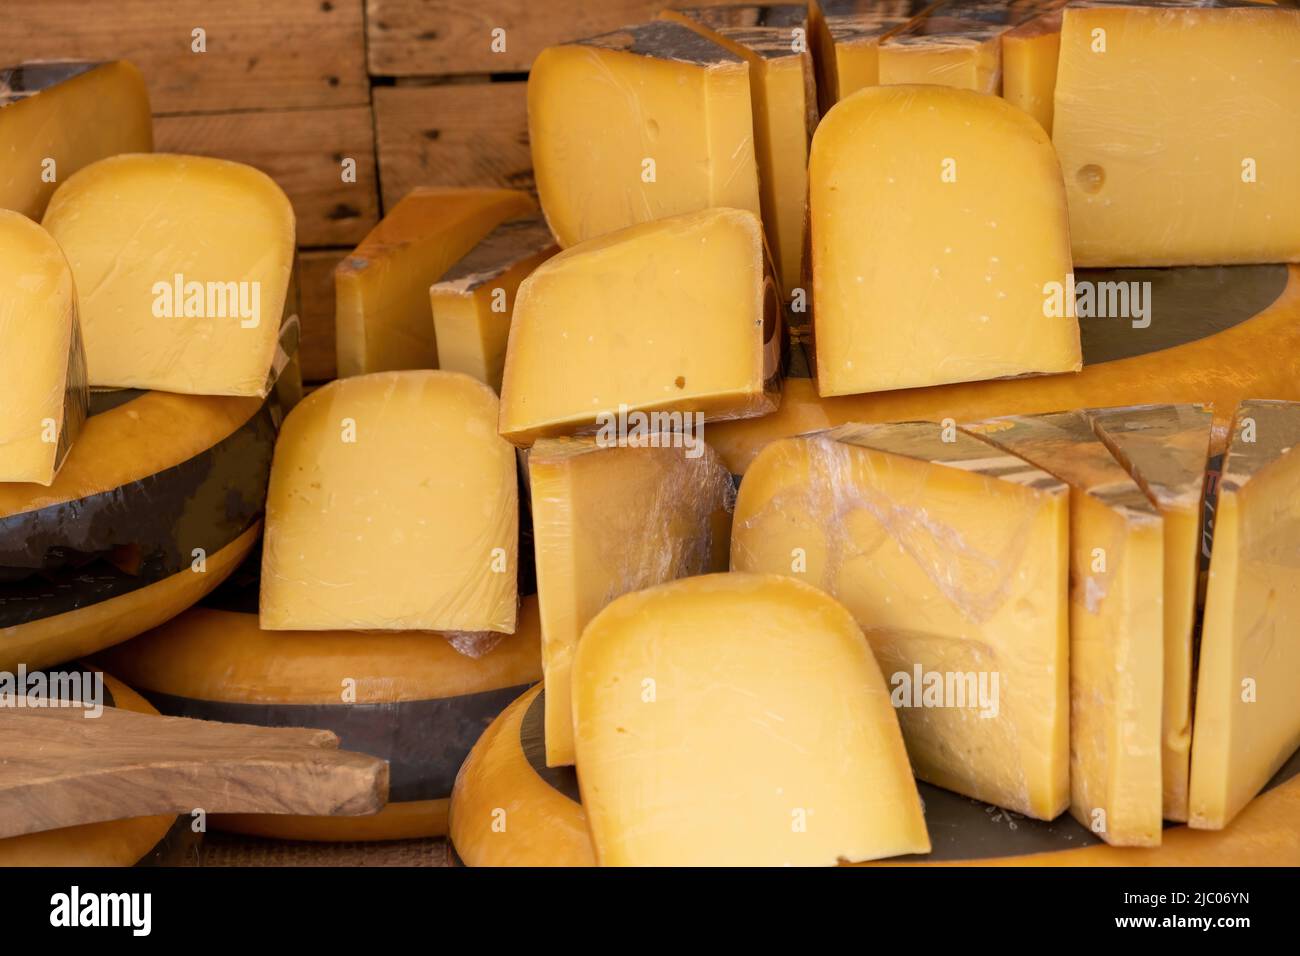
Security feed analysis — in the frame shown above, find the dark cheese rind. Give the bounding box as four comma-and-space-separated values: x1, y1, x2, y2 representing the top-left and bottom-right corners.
576, 20, 746, 66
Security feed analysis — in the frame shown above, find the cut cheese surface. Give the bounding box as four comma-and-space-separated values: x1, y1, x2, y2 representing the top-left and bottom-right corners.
429, 215, 556, 393
810, 1, 936, 109
530, 434, 734, 766
810, 84, 1080, 396
0, 210, 87, 485
573, 573, 930, 866
335, 187, 534, 378
1190, 400, 1300, 829
0, 60, 152, 221
41, 153, 295, 397
528, 21, 761, 249
1001, 11, 1062, 132
964, 411, 1164, 846
1089, 402, 1212, 822
261, 370, 518, 633
732, 423, 1070, 819
498, 208, 780, 446
1053, 3, 1300, 266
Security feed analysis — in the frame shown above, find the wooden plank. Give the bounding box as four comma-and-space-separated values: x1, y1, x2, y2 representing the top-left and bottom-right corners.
0, 0, 368, 112
298, 249, 347, 382
373, 82, 532, 212
155, 107, 380, 248
366, 0, 731, 75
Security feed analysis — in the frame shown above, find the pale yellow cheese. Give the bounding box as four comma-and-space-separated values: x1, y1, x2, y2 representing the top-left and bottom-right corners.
528, 21, 761, 249
573, 573, 931, 866
530, 434, 734, 766
1089, 403, 1212, 822
429, 215, 556, 392
0, 210, 87, 484
810, 84, 1080, 396
1001, 11, 1062, 133
965, 411, 1164, 846
1190, 400, 1300, 829
1053, 2, 1300, 266
261, 370, 518, 633
732, 422, 1070, 819
335, 187, 535, 378
809, 1, 938, 110
41, 154, 294, 397
498, 208, 780, 446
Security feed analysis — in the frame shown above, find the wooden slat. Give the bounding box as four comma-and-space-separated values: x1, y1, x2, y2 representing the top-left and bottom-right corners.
0, 0, 368, 112
155, 108, 380, 248
373, 82, 532, 212
298, 249, 347, 382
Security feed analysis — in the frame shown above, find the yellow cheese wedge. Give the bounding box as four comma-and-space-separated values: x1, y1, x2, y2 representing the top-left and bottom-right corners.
1001, 11, 1062, 132
810, 84, 1080, 396
0, 210, 87, 485
530, 434, 734, 767
1053, 2, 1300, 266
965, 411, 1164, 846
335, 187, 535, 378
732, 422, 1070, 819
809, 1, 938, 110
428, 215, 556, 393
661, 5, 816, 295
498, 208, 780, 446
1190, 400, 1300, 829
1089, 403, 1212, 822
261, 370, 518, 633
573, 573, 931, 865
41, 154, 294, 397
0, 60, 152, 220
528, 21, 761, 249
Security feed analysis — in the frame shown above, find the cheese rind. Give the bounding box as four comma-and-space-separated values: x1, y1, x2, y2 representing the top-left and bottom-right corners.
260, 370, 518, 633
573, 572, 930, 866
732, 423, 1071, 819
41, 153, 295, 397
1001, 12, 1062, 132
809, 1, 936, 109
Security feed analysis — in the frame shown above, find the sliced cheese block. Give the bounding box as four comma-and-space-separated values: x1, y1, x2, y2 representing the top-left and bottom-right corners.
1089, 403, 1212, 821
964, 411, 1164, 846
0, 60, 152, 220
261, 370, 518, 633
498, 208, 780, 446
810, 84, 1080, 396
732, 423, 1070, 819
1190, 400, 1300, 829
809, 1, 937, 110
428, 214, 556, 392
41, 154, 295, 396
1001, 10, 1062, 132
573, 573, 930, 866
1053, 2, 1300, 266
661, 4, 816, 294
528, 21, 761, 249
530, 434, 734, 766
335, 187, 534, 377
0, 210, 87, 484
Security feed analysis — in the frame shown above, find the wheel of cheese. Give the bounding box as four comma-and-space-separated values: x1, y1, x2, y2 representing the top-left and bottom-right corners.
451, 686, 1300, 866
0, 389, 274, 671
95, 557, 543, 842
0, 668, 177, 867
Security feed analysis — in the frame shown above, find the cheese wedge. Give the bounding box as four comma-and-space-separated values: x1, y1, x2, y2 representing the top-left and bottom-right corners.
810, 84, 1080, 396
0, 60, 152, 220
573, 573, 931, 866
335, 187, 533, 378
809, 1, 937, 110
528, 21, 761, 249
1053, 2, 1300, 266
732, 422, 1070, 819
965, 411, 1164, 846
530, 434, 734, 767
0, 210, 88, 485
1001, 11, 1062, 132
1089, 403, 1212, 822
498, 208, 780, 446
261, 370, 518, 633
1190, 400, 1300, 828
41, 154, 294, 397
429, 215, 556, 392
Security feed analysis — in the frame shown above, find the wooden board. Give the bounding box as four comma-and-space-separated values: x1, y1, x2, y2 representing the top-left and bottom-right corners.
0, 706, 388, 839
0, 0, 368, 112
155, 108, 380, 248
374, 81, 532, 212
298, 249, 347, 381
